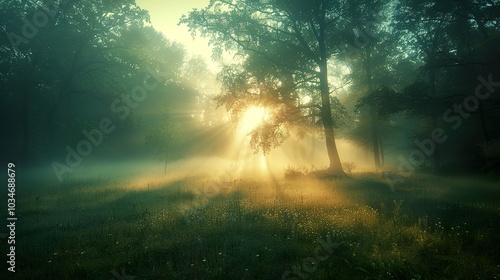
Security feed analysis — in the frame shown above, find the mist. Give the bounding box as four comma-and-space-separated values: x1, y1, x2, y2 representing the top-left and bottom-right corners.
1, 0, 499, 279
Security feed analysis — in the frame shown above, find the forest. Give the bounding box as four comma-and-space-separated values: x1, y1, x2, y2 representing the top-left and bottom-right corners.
0, 0, 499, 279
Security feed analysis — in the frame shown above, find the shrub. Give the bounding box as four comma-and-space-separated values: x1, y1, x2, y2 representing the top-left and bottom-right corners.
343, 162, 357, 174
284, 165, 310, 179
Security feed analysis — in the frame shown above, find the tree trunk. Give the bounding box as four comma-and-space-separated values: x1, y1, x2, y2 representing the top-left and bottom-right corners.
370, 107, 382, 169
429, 67, 441, 169
478, 101, 490, 142
428, 26, 444, 170
47, 44, 85, 138
365, 46, 382, 170
318, 60, 344, 175
378, 131, 385, 167
317, 10, 344, 176
20, 53, 40, 165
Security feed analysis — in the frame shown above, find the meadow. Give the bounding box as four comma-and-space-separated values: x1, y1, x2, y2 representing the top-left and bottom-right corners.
2, 171, 499, 279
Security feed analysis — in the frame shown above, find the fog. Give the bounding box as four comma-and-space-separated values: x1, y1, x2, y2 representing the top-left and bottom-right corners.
1, 0, 499, 279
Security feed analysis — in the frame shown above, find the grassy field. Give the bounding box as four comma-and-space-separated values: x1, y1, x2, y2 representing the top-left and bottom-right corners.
2, 171, 500, 279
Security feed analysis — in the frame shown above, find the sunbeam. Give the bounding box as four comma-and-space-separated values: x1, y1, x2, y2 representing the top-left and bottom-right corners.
237, 106, 269, 137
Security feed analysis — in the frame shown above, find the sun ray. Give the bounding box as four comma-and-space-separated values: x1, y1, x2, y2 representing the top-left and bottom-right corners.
237, 106, 269, 137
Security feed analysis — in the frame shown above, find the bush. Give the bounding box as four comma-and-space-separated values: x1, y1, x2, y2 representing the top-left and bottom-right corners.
284, 165, 310, 179
343, 162, 357, 174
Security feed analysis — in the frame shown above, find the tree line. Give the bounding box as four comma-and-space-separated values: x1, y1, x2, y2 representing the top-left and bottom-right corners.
181, 0, 500, 175
1, 0, 499, 176
1, 0, 209, 173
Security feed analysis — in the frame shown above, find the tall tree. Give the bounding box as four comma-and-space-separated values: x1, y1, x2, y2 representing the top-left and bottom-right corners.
181, 0, 364, 175
337, 0, 389, 169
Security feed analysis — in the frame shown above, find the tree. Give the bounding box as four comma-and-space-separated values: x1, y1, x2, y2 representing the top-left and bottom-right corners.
336, 0, 390, 169
0, 0, 185, 166
145, 118, 187, 175
181, 0, 367, 175
393, 0, 500, 171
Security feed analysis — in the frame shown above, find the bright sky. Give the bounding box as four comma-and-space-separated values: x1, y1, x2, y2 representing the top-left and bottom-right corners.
135, 0, 214, 65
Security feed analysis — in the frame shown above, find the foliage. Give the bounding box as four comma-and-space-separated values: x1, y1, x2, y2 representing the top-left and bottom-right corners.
284, 165, 311, 180
182, 0, 394, 173
355, 86, 400, 119
0, 0, 189, 164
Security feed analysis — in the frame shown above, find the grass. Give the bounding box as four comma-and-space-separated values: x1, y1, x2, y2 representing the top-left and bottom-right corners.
1, 172, 500, 279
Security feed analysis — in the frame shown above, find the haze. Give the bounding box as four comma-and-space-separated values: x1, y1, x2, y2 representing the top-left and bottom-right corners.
0, 0, 499, 279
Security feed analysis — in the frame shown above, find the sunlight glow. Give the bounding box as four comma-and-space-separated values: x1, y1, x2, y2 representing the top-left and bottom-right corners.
237, 106, 269, 136
300, 95, 312, 104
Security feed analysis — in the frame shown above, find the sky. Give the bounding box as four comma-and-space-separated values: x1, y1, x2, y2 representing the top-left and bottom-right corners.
135, 0, 214, 65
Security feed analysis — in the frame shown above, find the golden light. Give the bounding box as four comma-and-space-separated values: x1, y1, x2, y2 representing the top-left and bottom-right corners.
237, 106, 269, 136
300, 95, 312, 104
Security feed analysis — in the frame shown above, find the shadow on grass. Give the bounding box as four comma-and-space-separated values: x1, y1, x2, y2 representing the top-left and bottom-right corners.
1, 172, 499, 279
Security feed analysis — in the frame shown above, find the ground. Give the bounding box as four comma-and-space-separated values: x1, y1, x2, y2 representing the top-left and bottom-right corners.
1, 172, 500, 279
